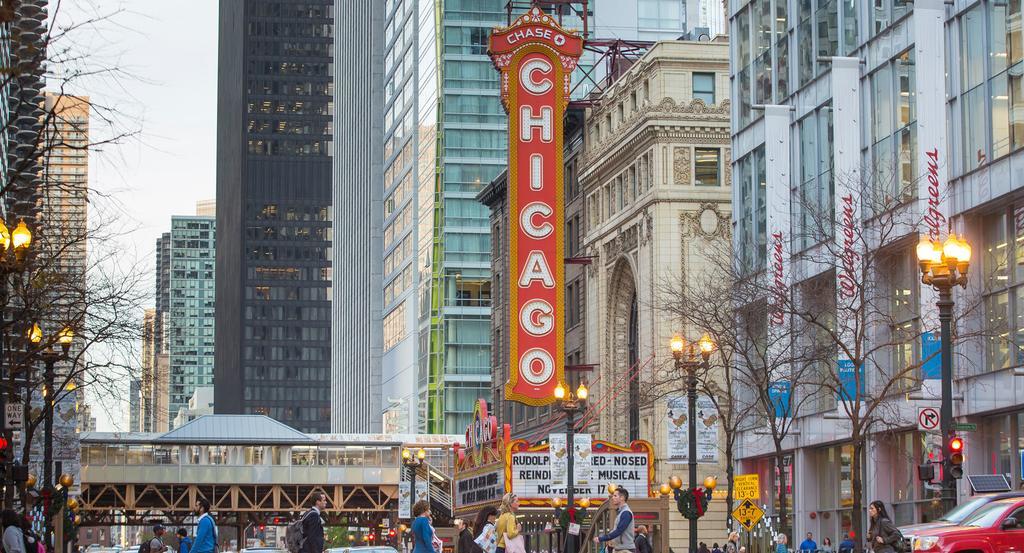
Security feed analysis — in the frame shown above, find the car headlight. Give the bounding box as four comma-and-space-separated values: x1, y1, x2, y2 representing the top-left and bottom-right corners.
913, 536, 940, 551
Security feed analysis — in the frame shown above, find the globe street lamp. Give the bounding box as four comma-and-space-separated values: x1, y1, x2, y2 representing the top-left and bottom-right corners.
402, 447, 426, 519
31, 325, 74, 553
0, 217, 31, 504
670, 333, 715, 553
916, 233, 970, 511
553, 380, 588, 553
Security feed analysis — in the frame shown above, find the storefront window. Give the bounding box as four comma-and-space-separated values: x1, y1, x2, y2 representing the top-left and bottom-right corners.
980, 207, 1024, 371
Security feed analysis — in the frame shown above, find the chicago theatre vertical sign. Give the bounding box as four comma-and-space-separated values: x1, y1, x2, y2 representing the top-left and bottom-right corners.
489, 9, 582, 405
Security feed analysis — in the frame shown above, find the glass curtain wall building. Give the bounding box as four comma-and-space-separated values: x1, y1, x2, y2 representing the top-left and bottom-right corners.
730, 0, 1024, 532
381, 0, 504, 435
380, 0, 715, 435
216, 0, 334, 432
168, 215, 216, 427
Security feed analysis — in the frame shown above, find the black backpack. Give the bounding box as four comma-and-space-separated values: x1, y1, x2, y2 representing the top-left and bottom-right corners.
139, 538, 153, 553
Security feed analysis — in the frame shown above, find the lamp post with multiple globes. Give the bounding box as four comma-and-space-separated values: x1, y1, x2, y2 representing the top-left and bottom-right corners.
0, 217, 32, 505
401, 447, 427, 519
553, 380, 588, 553
916, 233, 971, 511
670, 333, 715, 553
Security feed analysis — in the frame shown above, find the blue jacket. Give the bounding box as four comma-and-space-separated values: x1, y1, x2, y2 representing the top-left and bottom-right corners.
192, 514, 217, 553
412, 516, 434, 553
800, 540, 818, 553
178, 537, 193, 553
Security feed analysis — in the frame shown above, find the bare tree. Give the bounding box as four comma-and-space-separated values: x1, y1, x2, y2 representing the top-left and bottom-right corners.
654, 239, 818, 538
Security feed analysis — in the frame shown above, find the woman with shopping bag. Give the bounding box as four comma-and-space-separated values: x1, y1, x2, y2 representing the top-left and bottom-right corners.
495, 493, 524, 553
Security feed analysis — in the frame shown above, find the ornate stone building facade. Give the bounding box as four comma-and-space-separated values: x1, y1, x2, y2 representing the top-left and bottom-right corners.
579, 39, 731, 545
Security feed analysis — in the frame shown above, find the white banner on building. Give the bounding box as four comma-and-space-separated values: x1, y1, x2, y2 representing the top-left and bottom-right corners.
765, 104, 792, 418
549, 433, 593, 486
549, 433, 568, 485
665, 395, 719, 463
915, 0, 950, 382
397, 480, 429, 519
573, 433, 593, 484
832, 57, 864, 402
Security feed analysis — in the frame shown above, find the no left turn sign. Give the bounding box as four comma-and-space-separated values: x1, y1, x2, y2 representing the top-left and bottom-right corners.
918, 407, 940, 432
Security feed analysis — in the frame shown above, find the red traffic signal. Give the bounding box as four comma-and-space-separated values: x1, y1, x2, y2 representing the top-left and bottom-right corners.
948, 436, 965, 479
273, 517, 284, 525
368, 534, 375, 541
0, 435, 10, 463
388, 529, 396, 538
258, 524, 266, 532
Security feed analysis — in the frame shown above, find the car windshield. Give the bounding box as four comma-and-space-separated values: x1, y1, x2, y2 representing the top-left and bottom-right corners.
961, 501, 1013, 527
939, 496, 990, 522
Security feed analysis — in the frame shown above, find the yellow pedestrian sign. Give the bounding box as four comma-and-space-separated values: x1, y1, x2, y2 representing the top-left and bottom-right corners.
732, 499, 764, 532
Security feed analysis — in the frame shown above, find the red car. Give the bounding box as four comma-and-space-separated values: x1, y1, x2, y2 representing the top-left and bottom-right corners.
912, 497, 1024, 552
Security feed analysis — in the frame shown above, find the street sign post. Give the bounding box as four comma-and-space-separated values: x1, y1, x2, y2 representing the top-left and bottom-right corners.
953, 423, 977, 432
5, 404, 22, 430
734, 474, 760, 501
917, 407, 940, 433
732, 499, 764, 532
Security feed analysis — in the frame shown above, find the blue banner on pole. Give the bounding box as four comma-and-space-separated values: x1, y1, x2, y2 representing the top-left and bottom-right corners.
769, 381, 791, 418
837, 357, 862, 401
921, 330, 941, 380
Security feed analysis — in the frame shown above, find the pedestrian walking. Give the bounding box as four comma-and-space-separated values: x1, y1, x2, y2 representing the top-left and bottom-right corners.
775, 534, 789, 553
724, 532, 740, 553
176, 529, 192, 553
635, 525, 653, 553
149, 525, 169, 553
299, 493, 326, 553
192, 499, 218, 553
473, 507, 498, 553
837, 534, 855, 553
867, 501, 901, 553
712, 543, 722, 553
495, 493, 521, 553
799, 533, 817, 553
456, 519, 482, 553
699, 542, 710, 553
412, 500, 436, 553
2, 510, 24, 553
593, 488, 635, 552
820, 538, 834, 553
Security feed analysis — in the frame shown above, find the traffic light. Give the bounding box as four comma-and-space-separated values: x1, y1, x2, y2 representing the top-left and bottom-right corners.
388, 529, 397, 539
948, 436, 965, 479
0, 435, 11, 463
917, 463, 936, 482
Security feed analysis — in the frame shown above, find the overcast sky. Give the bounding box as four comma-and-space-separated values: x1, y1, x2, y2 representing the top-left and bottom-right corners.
65, 1, 218, 430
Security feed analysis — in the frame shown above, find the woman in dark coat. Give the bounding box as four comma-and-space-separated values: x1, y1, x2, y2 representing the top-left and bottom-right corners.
867, 501, 901, 553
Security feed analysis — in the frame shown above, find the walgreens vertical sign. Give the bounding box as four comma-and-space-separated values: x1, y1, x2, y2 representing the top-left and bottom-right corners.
490, 8, 582, 405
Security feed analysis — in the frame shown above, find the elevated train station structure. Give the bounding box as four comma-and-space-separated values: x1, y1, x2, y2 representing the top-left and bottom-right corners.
78, 416, 459, 536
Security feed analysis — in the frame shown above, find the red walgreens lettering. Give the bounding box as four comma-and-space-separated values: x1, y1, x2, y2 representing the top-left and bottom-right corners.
923, 148, 945, 241
838, 194, 859, 299
770, 232, 786, 326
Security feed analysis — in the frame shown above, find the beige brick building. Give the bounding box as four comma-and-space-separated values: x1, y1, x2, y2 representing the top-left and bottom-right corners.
578, 39, 733, 550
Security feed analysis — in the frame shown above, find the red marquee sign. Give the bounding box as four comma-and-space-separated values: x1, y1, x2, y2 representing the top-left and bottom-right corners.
489, 8, 583, 406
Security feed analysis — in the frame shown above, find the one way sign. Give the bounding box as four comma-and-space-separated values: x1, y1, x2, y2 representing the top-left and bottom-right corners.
917, 407, 940, 433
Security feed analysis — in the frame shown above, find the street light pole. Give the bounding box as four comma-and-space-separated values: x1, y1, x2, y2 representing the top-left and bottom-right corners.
554, 380, 587, 553
401, 447, 426, 520
671, 334, 715, 553
916, 234, 971, 513
937, 286, 955, 511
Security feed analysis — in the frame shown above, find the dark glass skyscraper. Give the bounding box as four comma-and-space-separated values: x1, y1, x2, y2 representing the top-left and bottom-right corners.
215, 0, 334, 432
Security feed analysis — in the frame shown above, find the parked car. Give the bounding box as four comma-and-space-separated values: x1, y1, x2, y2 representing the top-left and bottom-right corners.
911, 497, 1024, 552
326, 547, 399, 553
902, 491, 1024, 549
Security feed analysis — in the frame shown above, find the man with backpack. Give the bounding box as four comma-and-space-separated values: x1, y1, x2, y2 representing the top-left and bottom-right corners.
286, 493, 326, 553
142, 524, 168, 553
